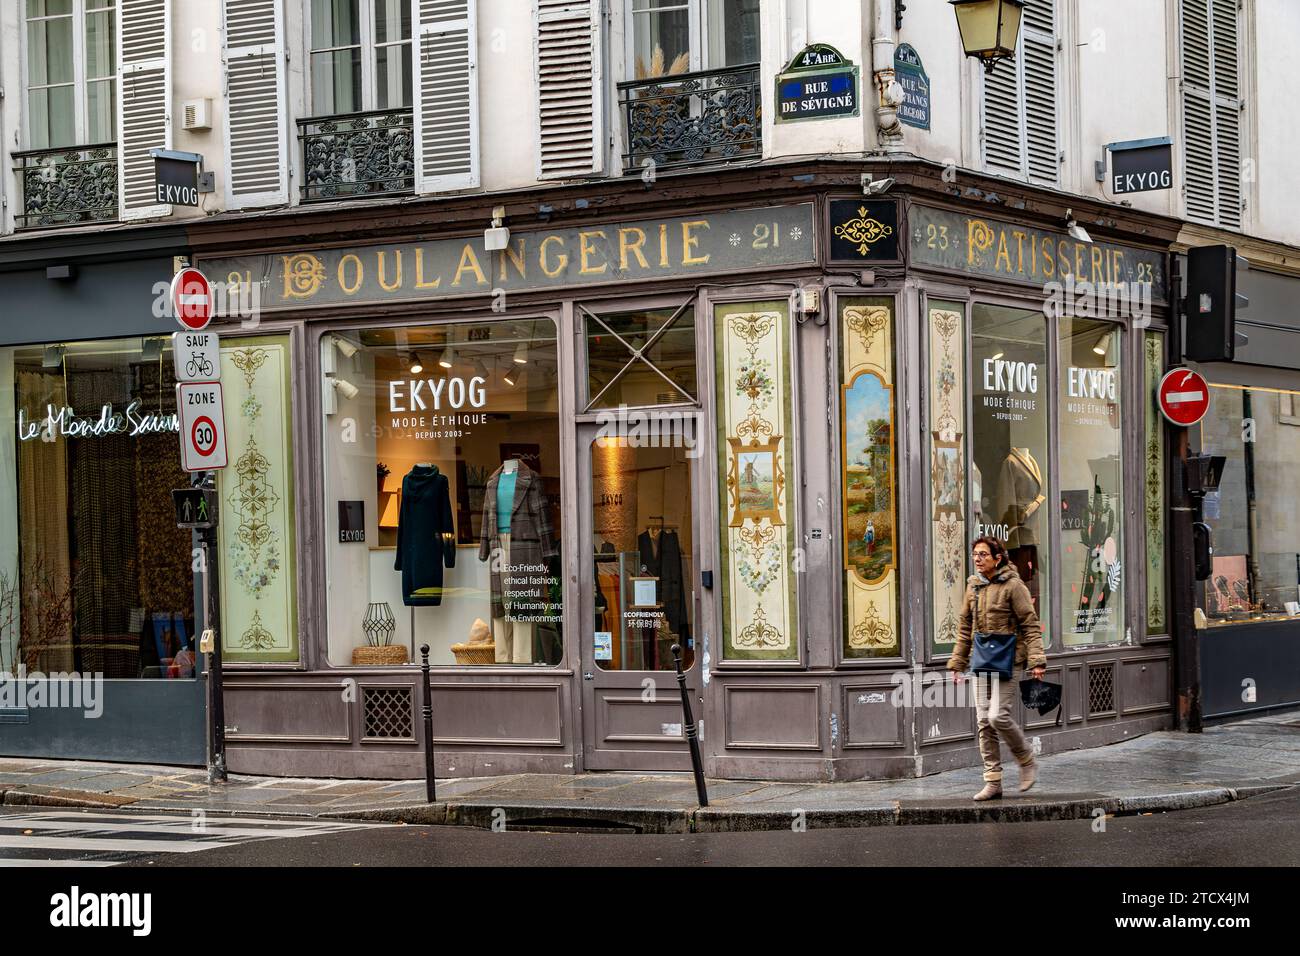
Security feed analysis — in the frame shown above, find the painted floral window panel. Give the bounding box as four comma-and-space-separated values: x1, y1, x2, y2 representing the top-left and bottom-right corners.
716, 300, 798, 661
219, 337, 299, 663
929, 301, 966, 653
840, 298, 899, 658
1144, 331, 1166, 634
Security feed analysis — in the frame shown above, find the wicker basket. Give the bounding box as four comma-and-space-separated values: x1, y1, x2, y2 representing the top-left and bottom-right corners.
352, 644, 409, 666
451, 642, 498, 665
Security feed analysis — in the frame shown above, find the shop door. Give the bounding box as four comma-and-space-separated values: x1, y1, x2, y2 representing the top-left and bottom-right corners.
578, 418, 705, 771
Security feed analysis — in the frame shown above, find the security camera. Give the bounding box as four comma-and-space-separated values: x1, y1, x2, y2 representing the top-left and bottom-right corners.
862, 176, 896, 196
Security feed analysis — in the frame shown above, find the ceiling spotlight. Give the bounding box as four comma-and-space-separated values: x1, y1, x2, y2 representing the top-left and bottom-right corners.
471, 357, 490, 378
512, 341, 528, 365
1065, 208, 1093, 244
142, 337, 163, 362
1092, 331, 1112, 356
42, 345, 66, 369
334, 335, 359, 359
990, 351, 1004, 361
438, 345, 455, 370
332, 377, 359, 400
409, 351, 426, 375
503, 365, 518, 387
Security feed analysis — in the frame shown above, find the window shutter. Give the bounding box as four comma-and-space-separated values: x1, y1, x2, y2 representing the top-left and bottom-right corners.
534, 0, 605, 179
981, 0, 1057, 184
1211, 0, 1242, 228
1181, 0, 1215, 221
414, 0, 480, 192
1022, 0, 1058, 183
1181, 0, 1242, 228
222, 0, 289, 209
981, 52, 1023, 176
117, 0, 171, 221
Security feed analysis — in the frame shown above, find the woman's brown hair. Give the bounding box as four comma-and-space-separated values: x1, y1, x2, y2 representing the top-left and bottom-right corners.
972, 535, 1008, 567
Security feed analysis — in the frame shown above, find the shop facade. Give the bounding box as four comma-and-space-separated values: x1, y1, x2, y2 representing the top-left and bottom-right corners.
1186, 264, 1300, 719
0, 227, 209, 764
182, 159, 1182, 782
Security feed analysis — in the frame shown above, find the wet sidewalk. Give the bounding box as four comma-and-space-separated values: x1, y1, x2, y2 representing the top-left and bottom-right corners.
1, 712, 1297, 833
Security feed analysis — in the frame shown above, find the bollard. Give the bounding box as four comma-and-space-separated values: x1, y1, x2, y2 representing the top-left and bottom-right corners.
671, 643, 708, 807
421, 643, 436, 803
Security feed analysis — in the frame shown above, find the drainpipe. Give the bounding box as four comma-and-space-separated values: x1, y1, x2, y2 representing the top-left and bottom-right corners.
871, 0, 905, 151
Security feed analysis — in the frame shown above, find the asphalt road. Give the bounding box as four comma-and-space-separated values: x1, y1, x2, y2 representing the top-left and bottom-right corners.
123, 785, 1300, 867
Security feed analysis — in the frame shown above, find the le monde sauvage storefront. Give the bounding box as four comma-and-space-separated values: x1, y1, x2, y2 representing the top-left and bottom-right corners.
190, 177, 1179, 782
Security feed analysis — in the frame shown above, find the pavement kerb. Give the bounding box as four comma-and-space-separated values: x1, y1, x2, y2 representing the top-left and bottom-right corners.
1, 780, 1295, 834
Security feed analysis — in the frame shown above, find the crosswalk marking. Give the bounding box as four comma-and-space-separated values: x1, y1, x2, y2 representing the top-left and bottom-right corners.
0, 809, 382, 867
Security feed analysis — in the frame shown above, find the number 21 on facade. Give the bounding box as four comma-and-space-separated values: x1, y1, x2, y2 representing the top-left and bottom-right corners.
175, 381, 229, 472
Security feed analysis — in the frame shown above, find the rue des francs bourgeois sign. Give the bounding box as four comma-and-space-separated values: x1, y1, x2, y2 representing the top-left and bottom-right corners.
909, 205, 1169, 303
202, 205, 817, 312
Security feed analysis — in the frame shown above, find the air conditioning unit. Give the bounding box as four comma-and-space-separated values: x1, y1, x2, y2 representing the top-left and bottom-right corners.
182, 98, 213, 132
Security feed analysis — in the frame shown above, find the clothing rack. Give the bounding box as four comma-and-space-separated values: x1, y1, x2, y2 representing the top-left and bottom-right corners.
646, 515, 679, 532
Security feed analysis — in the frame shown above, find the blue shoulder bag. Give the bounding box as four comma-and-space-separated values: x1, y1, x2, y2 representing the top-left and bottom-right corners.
970, 631, 1016, 681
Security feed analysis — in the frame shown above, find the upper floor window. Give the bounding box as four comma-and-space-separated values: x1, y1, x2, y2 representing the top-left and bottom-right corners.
24, 0, 116, 149
310, 0, 411, 115
1180, 0, 1243, 229
980, 0, 1058, 184
628, 0, 759, 77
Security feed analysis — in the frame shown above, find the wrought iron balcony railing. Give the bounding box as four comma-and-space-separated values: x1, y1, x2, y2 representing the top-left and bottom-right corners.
618, 64, 761, 174
12, 143, 118, 230
299, 108, 415, 202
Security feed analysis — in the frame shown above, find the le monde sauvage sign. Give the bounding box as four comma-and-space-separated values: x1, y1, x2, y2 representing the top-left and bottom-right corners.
202, 205, 817, 313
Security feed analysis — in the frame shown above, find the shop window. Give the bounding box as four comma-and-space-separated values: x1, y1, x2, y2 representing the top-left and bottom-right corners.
309, 0, 412, 115
970, 304, 1051, 645
0, 336, 195, 679
1143, 332, 1167, 634
321, 320, 564, 667
1059, 316, 1126, 646
24, 0, 117, 150
583, 304, 697, 409
839, 297, 899, 659
591, 434, 696, 671
928, 299, 967, 654
1196, 383, 1300, 627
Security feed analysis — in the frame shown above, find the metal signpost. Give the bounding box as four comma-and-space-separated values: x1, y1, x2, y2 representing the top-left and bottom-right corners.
170, 269, 229, 782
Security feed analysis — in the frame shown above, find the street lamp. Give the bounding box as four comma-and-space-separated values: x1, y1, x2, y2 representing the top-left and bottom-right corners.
950, 0, 1024, 74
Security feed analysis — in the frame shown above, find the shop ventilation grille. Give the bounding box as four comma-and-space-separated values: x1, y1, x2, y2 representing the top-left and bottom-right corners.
363, 687, 415, 740
1087, 664, 1116, 716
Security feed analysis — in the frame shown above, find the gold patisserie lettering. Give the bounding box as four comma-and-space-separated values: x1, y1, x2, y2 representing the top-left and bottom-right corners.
377, 250, 403, 292
452, 244, 488, 286
1091, 247, 1104, 285
540, 235, 568, 278
579, 230, 609, 275
338, 254, 364, 295
619, 227, 649, 271
498, 238, 527, 282
414, 247, 441, 289
994, 231, 1012, 272
282, 253, 326, 299
681, 220, 710, 266
1012, 230, 1027, 274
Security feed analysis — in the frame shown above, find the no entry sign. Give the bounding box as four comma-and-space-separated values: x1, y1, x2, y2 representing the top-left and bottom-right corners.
176, 381, 228, 471
1158, 367, 1212, 427
171, 268, 213, 331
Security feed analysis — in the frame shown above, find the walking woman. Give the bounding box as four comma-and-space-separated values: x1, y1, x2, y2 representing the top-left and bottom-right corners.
948, 535, 1047, 800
